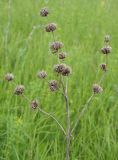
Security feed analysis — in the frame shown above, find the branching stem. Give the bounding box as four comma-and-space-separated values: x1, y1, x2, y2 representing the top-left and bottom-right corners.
22, 94, 66, 136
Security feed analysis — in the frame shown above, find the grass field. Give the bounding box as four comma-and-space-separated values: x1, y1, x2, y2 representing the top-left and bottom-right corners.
0, 0, 118, 160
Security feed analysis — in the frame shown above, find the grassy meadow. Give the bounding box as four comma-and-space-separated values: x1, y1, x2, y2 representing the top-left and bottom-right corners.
0, 0, 118, 159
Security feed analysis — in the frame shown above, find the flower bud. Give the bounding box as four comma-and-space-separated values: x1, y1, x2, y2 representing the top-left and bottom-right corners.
31, 100, 38, 109
50, 41, 64, 53
59, 52, 66, 60
5, 73, 14, 82
37, 70, 47, 79
49, 80, 58, 92
100, 63, 107, 72
101, 46, 112, 54
104, 35, 110, 43
53, 64, 66, 74
61, 66, 72, 76
45, 23, 57, 32
40, 8, 49, 17
14, 85, 25, 95
93, 84, 103, 94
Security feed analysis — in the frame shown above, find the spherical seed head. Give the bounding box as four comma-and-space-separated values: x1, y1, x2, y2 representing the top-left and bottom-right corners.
40, 7, 49, 17
5, 73, 14, 82
101, 46, 112, 54
31, 100, 38, 109
37, 70, 47, 79
100, 63, 107, 72
59, 52, 66, 60
104, 35, 110, 43
14, 85, 25, 95
61, 65, 72, 76
49, 80, 58, 92
50, 41, 64, 53
53, 64, 66, 74
45, 23, 57, 32
93, 84, 103, 94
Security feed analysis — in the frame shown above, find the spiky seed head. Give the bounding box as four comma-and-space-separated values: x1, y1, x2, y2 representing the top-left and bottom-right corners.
53, 64, 66, 74
45, 23, 57, 32
50, 41, 64, 53
59, 52, 66, 60
31, 100, 38, 109
14, 85, 25, 95
62, 66, 72, 76
37, 70, 47, 79
101, 46, 112, 54
93, 84, 103, 94
49, 80, 58, 92
40, 7, 49, 17
100, 63, 107, 72
5, 73, 14, 82
104, 35, 110, 43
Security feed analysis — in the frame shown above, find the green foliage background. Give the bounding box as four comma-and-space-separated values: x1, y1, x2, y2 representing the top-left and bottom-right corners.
0, 0, 118, 159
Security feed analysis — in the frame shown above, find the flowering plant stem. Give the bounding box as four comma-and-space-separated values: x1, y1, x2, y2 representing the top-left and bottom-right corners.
65, 91, 71, 160
22, 94, 66, 135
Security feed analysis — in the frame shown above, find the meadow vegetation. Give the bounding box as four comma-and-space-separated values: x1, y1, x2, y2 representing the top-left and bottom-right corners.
0, 0, 118, 160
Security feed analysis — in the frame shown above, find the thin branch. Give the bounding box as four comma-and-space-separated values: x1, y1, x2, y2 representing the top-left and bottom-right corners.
71, 94, 94, 134
22, 94, 66, 136
38, 107, 66, 136
52, 31, 56, 42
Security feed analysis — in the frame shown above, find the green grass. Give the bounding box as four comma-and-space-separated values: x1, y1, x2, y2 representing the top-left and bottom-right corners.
0, 0, 118, 159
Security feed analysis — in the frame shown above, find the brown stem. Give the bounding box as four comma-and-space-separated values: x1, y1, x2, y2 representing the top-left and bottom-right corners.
51, 30, 71, 159
65, 93, 71, 160
62, 78, 71, 160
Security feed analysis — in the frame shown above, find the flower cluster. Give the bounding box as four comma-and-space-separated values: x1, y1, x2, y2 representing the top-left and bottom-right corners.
40, 7, 49, 17
50, 41, 64, 53
93, 84, 103, 94
37, 70, 47, 79
49, 80, 58, 92
100, 35, 111, 71
54, 64, 71, 76
101, 35, 112, 55
38, 7, 72, 92
14, 85, 25, 95
31, 100, 39, 109
100, 63, 106, 72
59, 52, 66, 60
45, 23, 57, 32
5, 73, 14, 82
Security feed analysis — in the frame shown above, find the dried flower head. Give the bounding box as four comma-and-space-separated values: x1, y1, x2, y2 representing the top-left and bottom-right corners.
5, 73, 14, 82
101, 46, 112, 54
100, 63, 107, 72
31, 100, 38, 109
93, 84, 103, 94
37, 70, 47, 79
45, 23, 57, 32
53, 64, 66, 74
49, 80, 58, 92
59, 52, 66, 60
40, 7, 49, 17
104, 35, 110, 43
61, 65, 72, 76
50, 41, 64, 53
14, 85, 25, 95
54, 64, 72, 76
